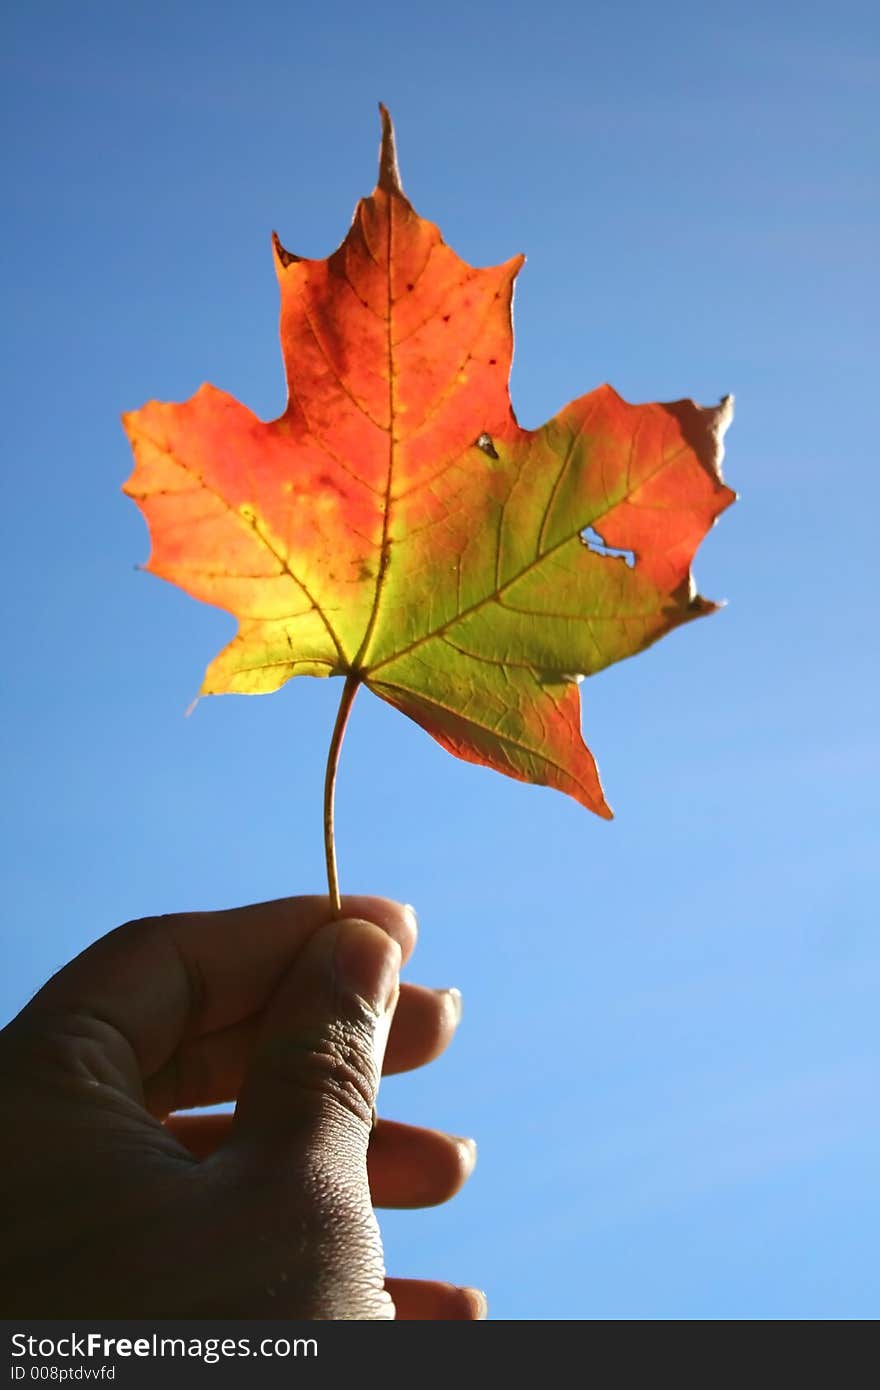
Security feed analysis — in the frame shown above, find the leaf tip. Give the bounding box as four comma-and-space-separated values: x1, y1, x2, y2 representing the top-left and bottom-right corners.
272, 229, 301, 268
377, 102, 404, 195
690, 592, 723, 618
120, 409, 141, 451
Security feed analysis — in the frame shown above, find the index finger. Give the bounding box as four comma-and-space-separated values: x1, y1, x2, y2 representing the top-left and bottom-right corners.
29, 895, 417, 1079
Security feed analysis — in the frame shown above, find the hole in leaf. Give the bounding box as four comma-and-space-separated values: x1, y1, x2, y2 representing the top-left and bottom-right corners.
536, 669, 584, 686
580, 526, 635, 567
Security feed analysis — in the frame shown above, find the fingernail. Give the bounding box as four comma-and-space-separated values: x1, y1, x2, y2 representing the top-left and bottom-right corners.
402, 903, 418, 934
437, 986, 463, 1025
333, 919, 401, 1015
465, 1287, 488, 1320
454, 1135, 477, 1174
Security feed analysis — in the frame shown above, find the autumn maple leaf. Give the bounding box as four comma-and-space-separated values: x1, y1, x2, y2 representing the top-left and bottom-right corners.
123, 107, 734, 900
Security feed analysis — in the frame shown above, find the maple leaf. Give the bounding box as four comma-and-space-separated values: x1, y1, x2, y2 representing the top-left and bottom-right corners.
123, 107, 734, 870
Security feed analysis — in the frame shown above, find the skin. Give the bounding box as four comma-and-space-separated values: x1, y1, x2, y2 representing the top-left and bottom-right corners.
0, 896, 485, 1319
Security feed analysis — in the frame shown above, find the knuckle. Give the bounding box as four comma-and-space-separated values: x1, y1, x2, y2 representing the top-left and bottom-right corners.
254, 1018, 378, 1128
0, 1008, 137, 1095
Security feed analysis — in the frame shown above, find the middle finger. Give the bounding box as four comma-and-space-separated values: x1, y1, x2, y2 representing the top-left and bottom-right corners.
165, 1113, 477, 1208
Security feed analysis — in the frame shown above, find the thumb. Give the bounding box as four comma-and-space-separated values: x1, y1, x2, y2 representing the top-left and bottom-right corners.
222, 917, 401, 1318
232, 916, 401, 1153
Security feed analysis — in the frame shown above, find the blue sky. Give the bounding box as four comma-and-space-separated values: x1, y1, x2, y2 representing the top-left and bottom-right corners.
3, 0, 878, 1319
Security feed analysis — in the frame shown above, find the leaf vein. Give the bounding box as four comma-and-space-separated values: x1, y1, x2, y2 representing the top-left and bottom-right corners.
133, 427, 346, 663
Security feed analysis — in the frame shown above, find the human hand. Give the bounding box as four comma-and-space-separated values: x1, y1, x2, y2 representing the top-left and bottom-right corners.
0, 896, 484, 1319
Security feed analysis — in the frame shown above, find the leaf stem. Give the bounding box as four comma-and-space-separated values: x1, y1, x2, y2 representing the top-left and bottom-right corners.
323, 672, 361, 916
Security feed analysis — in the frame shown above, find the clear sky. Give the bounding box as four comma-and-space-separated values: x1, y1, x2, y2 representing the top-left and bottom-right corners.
3, 0, 878, 1319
